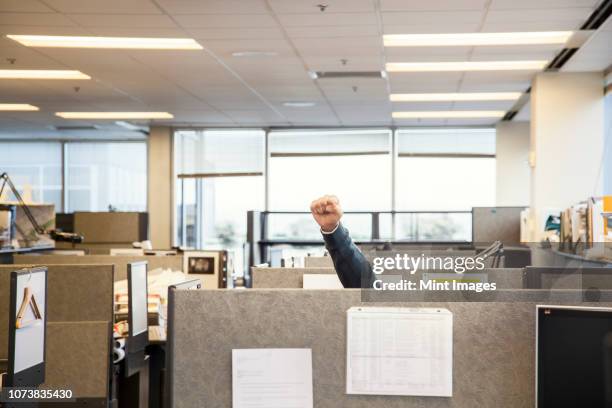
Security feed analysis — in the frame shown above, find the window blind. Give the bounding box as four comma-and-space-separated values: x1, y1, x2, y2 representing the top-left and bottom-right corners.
397, 128, 495, 157
175, 129, 265, 177
269, 129, 391, 156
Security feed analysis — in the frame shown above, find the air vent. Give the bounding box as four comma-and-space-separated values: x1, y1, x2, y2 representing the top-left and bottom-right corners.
51, 125, 101, 131
310, 71, 387, 79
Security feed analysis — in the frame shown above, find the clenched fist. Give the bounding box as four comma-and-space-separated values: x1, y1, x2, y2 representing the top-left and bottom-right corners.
310, 195, 343, 233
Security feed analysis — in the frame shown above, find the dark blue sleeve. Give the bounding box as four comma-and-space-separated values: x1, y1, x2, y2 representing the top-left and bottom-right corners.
322, 224, 373, 288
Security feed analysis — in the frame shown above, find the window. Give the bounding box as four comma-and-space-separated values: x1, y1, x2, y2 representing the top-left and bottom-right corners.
268, 129, 392, 239
0, 142, 62, 211
395, 128, 496, 241
65, 142, 147, 212
174, 129, 266, 273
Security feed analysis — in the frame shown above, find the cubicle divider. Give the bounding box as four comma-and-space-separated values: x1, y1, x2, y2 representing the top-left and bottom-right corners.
304, 256, 334, 268
14, 254, 183, 281
0, 264, 114, 403
252, 266, 525, 289
168, 289, 612, 407
252, 267, 336, 288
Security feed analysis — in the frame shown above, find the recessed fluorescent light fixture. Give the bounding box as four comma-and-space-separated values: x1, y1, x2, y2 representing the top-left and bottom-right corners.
386, 60, 547, 72
383, 31, 574, 47
231, 51, 278, 57
0, 69, 90, 79
393, 111, 505, 119
283, 101, 316, 107
7, 35, 203, 50
0, 103, 39, 111
56, 112, 173, 119
390, 92, 522, 102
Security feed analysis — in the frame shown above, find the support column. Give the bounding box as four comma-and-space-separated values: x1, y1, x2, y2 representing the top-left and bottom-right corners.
495, 121, 530, 206
147, 126, 173, 248
530, 72, 605, 240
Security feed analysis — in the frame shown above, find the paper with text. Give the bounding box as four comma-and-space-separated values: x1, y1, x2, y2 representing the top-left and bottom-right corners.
346, 307, 452, 397
232, 348, 313, 408
303, 274, 343, 289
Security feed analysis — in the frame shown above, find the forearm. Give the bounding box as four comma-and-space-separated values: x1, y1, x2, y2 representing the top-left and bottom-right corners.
322, 224, 373, 288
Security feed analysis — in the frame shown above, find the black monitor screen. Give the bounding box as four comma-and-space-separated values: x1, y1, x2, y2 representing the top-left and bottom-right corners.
537, 306, 612, 408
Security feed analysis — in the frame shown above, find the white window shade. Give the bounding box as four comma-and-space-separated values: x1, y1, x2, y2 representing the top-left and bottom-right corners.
175, 129, 265, 176
270, 129, 391, 156
398, 128, 495, 156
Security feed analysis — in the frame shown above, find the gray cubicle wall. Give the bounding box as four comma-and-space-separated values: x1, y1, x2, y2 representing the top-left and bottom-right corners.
0, 263, 114, 358
304, 256, 334, 268
472, 207, 525, 244
169, 289, 612, 408
14, 254, 183, 280
46, 321, 111, 399
252, 266, 524, 289
0, 264, 113, 401
252, 267, 336, 288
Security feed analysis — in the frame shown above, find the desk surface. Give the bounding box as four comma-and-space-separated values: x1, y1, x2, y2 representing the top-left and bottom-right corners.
148, 325, 166, 344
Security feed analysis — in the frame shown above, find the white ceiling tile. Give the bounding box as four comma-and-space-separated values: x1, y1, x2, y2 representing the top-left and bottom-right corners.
43, 0, 162, 14
563, 15, 612, 72
481, 21, 584, 31
268, 0, 375, 14
277, 13, 377, 27
0, 25, 89, 36
67, 13, 177, 28
382, 11, 483, 25
201, 39, 295, 58
86, 27, 188, 37
285, 25, 379, 38
0, 0, 54, 12
173, 13, 278, 28
490, 0, 599, 10
186, 27, 285, 40
302, 55, 383, 71
485, 8, 593, 23
385, 47, 472, 60
0, 12, 77, 26
157, 0, 269, 14
383, 23, 480, 34
381, 0, 487, 11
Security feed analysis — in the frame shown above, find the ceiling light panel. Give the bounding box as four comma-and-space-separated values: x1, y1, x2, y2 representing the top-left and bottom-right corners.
56, 112, 174, 119
393, 111, 506, 119
7, 35, 203, 50
390, 92, 522, 102
0, 70, 90, 79
0, 104, 39, 111
386, 60, 548, 72
384, 31, 574, 47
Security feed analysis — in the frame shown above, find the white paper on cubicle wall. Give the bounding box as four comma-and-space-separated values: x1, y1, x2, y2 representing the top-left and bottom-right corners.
232, 348, 313, 408
14, 271, 46, 373
346, 307, 453, 397
302, 273, 343, 289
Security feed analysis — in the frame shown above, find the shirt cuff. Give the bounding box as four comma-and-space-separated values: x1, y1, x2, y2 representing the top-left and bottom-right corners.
320, 223, 340, 235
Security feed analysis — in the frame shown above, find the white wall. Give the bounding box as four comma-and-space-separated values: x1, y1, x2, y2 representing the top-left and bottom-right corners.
530, 72, 605, 239
495, 121, 530, 206
147, 126, 173, 248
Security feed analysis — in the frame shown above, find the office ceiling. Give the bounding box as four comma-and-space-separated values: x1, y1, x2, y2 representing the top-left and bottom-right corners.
0, 0, 609, 136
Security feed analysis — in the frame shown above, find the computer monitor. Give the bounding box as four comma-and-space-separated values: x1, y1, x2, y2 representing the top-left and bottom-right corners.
537, 305, 612, 408
127, 261, 148, 353
7, 267, 47, 387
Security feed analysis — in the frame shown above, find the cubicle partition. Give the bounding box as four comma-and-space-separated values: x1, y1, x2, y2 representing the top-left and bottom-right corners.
14, 254, 183, 281
0, 264, 114, 402
252, 267, 336, 288
168, 289, 612, 407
